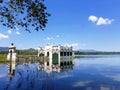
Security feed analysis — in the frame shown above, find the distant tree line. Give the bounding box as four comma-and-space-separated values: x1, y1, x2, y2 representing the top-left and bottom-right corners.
17, 49, 37, 55
0, 49, 37, 55
0, 51, 7, 54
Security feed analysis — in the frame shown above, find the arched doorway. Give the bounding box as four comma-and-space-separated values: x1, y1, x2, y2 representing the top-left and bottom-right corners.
70, 52, 72, 56
60, 52, 63, 56
10, 50, 12, 59
52, 53, 58, 64
47, 52, 49, 57
67, 52, 69, 56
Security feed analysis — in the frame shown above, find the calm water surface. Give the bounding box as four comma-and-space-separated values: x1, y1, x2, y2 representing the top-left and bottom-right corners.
0, 55, 120, 90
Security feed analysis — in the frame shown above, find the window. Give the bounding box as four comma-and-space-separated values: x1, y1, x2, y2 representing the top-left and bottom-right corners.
60, 52, 63, 56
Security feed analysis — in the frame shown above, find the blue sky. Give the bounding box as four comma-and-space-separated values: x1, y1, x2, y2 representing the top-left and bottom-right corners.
0, 0, 120, 51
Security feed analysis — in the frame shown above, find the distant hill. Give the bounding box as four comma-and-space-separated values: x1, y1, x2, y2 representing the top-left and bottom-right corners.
75, 49, 120, 55
16, 47, 36, 51
27, 48, 36, 51
77, 49, 99, 52
0, 47, 9, 51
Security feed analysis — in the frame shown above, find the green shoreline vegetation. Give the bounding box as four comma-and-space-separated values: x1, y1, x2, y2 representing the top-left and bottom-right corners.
0, 50, 38, 62
0, 54, 7, 63
1, 50, 120, 62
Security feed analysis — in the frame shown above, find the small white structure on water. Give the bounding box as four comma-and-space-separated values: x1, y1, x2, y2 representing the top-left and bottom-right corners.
7, 43, 17, 62
38, 44, 74, 58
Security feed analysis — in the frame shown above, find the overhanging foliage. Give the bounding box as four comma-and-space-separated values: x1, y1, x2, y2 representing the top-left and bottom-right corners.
0, 0, 50, 32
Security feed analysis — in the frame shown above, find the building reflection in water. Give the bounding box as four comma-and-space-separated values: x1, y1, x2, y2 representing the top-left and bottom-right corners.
7, 57, 75, 76
7, 61, 16, 78
6, 57, 74, 90
38, 57, 74, 74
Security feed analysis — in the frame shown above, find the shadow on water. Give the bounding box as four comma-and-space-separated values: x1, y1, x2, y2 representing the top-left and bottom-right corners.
0, 55, 120, 90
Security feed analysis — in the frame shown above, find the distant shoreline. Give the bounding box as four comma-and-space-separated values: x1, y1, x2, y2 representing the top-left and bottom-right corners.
1, 50, 120, 55
75, 51, 120, 55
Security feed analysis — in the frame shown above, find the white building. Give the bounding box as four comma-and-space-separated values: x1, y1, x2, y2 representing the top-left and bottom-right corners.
38, 44, 74, 65
38, 44, 74, 58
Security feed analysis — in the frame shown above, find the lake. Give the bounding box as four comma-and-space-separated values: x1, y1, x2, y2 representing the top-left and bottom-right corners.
0, 54, 120, 90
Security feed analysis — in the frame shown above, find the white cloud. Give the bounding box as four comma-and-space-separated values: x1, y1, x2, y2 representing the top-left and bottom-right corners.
96, 17, 114, 25
7, 29, 21, 35
56, 35, 60, 38
16, 31, 20, 35
44, 37, 54, 40
88, 15, 98, 22
0, 33, 9, 39
44, 35, 60, 41
88, 15, 114, 25
65, 43, 79, 47
7, 30, 12, 34
70, 43, 79, 47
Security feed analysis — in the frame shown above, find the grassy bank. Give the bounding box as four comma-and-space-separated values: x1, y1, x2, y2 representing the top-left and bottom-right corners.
0, 54, 7, 62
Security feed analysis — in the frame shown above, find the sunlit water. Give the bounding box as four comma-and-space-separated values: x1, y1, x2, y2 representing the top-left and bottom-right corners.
0, 55, 120, 90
